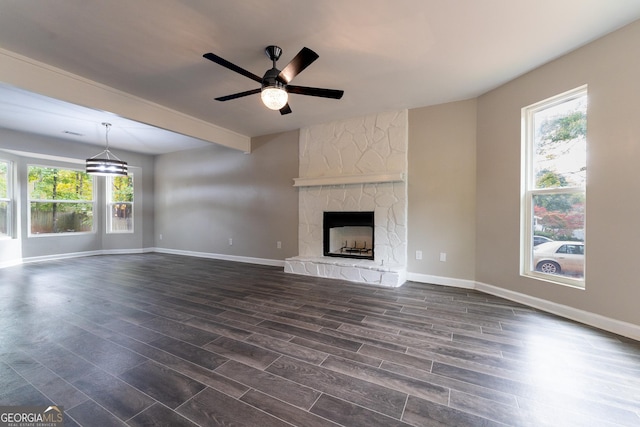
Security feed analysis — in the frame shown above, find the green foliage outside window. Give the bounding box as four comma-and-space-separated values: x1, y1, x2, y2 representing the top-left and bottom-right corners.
28, 166, 93, 200
0, 161, 7, 198
537, 110, 586, 151
111, 175, 133, 202
28, 166, 94, 234
532, 96, 586, 243
108, 175, 134, 233
0, 161, 8, 236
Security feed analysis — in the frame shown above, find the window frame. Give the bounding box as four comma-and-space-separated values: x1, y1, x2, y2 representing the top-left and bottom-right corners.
27, 164, 96, 237
106, 173, 134, 234
0, 159, 12, 239
521, 85, 587, 288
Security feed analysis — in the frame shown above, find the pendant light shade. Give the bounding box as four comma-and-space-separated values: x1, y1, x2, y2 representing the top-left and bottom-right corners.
86, 158, 128, 176
86, 123, 128, 176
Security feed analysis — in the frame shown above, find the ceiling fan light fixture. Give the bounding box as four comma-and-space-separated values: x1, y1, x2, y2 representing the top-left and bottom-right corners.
261, 86, 288, 110
86, 122, 128, 177
203, 45, 342, 115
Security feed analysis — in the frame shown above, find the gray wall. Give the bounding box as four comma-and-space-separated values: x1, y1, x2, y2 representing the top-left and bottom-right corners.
475, 20, 640, 325
154, 130, 299, 261
408, 100, 477, 282
0, 128, 154, 264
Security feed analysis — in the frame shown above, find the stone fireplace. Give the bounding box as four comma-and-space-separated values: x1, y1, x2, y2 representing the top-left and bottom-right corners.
284, 110, 408, 287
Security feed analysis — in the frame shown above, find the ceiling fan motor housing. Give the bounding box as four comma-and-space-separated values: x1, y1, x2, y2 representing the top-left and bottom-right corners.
263, 46, 285, 90
262, 67, 285, 90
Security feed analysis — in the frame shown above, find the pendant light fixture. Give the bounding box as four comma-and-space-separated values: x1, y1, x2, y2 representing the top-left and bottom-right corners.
86, 122, 128, 176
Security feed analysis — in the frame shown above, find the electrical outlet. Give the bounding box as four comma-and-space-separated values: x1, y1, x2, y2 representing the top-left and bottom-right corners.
228, 238, 233, 246
440, 252, 447, 262
277, 241, 282, 249
159, 234, 163, 240
415, 250, 422, 260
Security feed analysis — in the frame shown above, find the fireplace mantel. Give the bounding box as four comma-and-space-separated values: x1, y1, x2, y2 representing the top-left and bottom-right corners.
293, 172, 405, 187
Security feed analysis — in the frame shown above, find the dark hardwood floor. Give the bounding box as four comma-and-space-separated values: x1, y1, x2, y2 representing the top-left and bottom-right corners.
1, 253, 639, 426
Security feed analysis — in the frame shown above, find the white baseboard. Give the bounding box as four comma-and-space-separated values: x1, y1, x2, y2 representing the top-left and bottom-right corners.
475, 281, 640, 342
101, 248, 148, 255
15, 248, 148, 266
406, 272, 475, 289
21, 250, 105, 264
0, 258, 24, 269
4, 248, 285, 269
152, 247, 285, 268
407, 271, 640, 341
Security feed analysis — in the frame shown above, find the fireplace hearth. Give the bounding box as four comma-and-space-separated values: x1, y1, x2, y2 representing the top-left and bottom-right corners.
323, 211, 374, 260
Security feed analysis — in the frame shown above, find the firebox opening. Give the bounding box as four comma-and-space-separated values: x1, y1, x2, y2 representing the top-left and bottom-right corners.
323, 211, 374, 260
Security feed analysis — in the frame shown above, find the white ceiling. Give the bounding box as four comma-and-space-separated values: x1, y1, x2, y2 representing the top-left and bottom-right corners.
0, 0, 639, 155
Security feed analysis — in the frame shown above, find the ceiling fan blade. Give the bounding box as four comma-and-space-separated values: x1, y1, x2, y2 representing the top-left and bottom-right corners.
277, 47, 319, 84
279, 104, 292, 115
215, 88, 261, 102
287, 85, 344, 99
203, 52, 263, 84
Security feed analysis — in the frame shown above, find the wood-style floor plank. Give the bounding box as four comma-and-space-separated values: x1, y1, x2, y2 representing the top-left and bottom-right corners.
0, 253, 639, 426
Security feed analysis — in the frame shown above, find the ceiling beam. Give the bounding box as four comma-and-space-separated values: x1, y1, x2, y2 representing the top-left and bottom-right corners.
0, 48, 251, 153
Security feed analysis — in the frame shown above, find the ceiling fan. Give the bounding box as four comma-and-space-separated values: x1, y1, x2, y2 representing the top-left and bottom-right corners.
203, 46, 344, 115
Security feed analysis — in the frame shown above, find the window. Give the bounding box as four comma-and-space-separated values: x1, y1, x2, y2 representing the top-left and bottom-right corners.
522, 86, 587, 287
0, 160, 11, 238
107, 174, 134, 233
28, 165, 94, 235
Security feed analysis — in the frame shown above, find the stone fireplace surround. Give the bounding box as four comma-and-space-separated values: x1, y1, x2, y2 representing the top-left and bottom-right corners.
284, 110, 408, 287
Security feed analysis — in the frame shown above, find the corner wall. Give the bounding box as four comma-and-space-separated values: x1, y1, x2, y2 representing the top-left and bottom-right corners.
407, 100, 477, 286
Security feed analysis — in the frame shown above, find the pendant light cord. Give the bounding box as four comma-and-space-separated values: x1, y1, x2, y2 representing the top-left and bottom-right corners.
104, 122, 111, 151
89, 122, 122, 161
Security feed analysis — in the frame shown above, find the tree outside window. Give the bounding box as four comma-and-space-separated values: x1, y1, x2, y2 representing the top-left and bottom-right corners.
107, 175, 134, 233
523, 87, 587, 286
0, 160, 10, 237
28, 166, 94, 234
